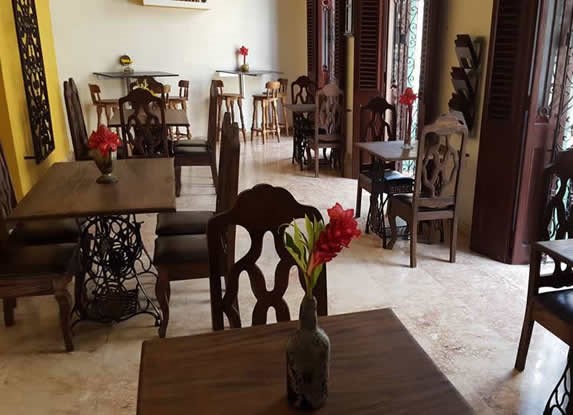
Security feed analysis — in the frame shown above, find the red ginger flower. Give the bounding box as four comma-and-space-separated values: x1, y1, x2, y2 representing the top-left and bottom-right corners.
307, 203, 360, 275
399, 87, 418, 107
239, 46, 249, 57
88, 125, 122, 157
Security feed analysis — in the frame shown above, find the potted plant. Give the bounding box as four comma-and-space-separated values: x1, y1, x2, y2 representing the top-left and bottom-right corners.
284, 203, 360, 410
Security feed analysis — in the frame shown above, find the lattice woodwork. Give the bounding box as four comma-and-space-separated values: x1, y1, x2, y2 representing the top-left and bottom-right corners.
12, 0, 56, 163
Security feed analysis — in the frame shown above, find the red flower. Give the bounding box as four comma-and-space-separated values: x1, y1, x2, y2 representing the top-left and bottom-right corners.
307, 203, 360, 275
88, 125, 122, 157
239, 46, 249, 57
399, 87, 417, 107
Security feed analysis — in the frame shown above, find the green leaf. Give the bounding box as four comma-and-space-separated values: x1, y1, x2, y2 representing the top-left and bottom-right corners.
284, 232, 301, 257
305, 215, 315, 251
310, 263, 324, 290
286, 245, 307, 273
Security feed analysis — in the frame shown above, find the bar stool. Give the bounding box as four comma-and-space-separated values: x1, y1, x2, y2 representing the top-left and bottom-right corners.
251, 81, 281, 143
168, 80, 191, 139
213, 80, 247, 142
278, 78, 289, 135
88, 84, 118, 126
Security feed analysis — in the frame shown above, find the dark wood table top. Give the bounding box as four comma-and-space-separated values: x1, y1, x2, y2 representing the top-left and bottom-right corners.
355, 140, 418, 162
534, 239, 573, 265
137, 309, 472, 415
10, 158, 176, 221
93, 71, 179, 79
108, 109, 190, 128
285, 103, 316, 113
217, 69, 283, 77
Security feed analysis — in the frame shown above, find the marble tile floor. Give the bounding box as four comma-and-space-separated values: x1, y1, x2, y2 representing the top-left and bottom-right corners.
0, 138, 567, 414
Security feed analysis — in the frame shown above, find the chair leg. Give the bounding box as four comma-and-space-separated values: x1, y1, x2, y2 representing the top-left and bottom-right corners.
281, 97, 289, 135
237, 98, 247, 142
53, 277, 74, 352
387, 199, 398, 250
209, 150, 218, 189
314, 145, 320, 178
355, 184, 362, 218
410, 220, 418, 268
449, 218, 458, 263
156, 268, 170, 338
273, 102, 280, 142
262, 102, 268, 144
3, 298, 16, 327
175, 166, 182, 198
217, 99, 224, 142
515, 303, 535, 371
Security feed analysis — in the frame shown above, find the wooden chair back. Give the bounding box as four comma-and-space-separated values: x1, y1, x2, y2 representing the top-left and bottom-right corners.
278, 78, 288, 98
216, 112, 241, 213
538, 149, 573, 243
88, 84, 102, 104
177, 80, 189, 99
63, 78, 90, 161
129, 77, 169, 100
0, 143, 16, 242
315, 82, 344, 143
207, 80, 220, 150
119, 88, 169, 158
291, 75, 317, 105
359, 96, 397, 143
208, 184, 328, 330
413, 113, 468, 211
264, 81, 281, 99
212, 79, 224, 97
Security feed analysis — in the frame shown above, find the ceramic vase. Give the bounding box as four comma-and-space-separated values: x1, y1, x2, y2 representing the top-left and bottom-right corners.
403, 106, 413, 150
90, 150, 118, 184
240, 63, 250, 73
286, 296, 330, 410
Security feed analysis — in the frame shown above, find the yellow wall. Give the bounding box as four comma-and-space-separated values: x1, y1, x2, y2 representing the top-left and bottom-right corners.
434, 0, 494, 234
0, 0, 70, 200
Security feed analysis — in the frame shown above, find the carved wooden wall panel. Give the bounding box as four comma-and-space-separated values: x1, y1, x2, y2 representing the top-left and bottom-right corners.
12, 0, 55, 164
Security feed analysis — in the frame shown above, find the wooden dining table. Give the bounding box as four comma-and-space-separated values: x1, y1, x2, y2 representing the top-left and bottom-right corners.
9, 158, 176, 325
137, 308, 472, 414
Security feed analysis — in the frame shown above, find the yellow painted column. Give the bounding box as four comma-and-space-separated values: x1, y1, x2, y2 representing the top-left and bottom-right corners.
0, 0, 71, 199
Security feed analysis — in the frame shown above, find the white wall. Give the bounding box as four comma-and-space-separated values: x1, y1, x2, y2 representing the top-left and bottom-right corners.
49, 0, 306, 136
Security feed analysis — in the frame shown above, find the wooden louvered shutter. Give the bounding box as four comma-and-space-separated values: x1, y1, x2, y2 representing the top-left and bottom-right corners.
470, 0, 540, 263
334, 0, 347, 89
307, 0, 318, 83
352, 0, 389, 177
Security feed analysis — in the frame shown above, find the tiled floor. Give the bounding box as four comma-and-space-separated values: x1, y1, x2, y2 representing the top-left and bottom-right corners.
0, 138, 567, 414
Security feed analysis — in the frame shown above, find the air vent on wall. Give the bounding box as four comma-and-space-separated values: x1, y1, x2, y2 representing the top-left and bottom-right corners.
142, 0, 210, 10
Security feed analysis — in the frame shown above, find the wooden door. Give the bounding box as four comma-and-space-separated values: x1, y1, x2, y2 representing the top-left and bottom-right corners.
511, 0, 573, 263
470, 0, 542, 263
352, 0, 390, 177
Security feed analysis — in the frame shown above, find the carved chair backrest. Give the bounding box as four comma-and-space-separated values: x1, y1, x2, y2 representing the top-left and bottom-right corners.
88, 84, 102, 104
64, 78, 91, 161
315, 82, 344, 142
291, 75, 317, 105
0, 143, 16, 242
539, 149, 573, 242
129, 77, 168, 100
212, 79, 225, 98
264, 81, 281, 99
413, 113, 468, 211
359, 96, 397, 143
119, 88, 169, 158
178, 80, 190, 99
208, 184, 328, 330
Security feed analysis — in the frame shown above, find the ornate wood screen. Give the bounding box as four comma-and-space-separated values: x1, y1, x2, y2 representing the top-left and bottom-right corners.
12, 0, 55, 164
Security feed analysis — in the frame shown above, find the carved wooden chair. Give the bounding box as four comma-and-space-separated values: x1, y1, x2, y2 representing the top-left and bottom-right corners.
515, 149, 573, 371
172, 80, 219, 196
213, 80, 247, 142
0, 145, 77, 351
355, 96, 414, 248
387, 113, 468, 268
290, 75, 317, 164
208, 184, 328, 331
88, 83, 119, 126
119, 88, 169, 158
129, 77, 170, 100
63, 78, 91, 161
156, 112, 239, 237
251, 81, 281, 143
167, 80, 191, 139
152, 113, 240, 337
309, 83, 345, 178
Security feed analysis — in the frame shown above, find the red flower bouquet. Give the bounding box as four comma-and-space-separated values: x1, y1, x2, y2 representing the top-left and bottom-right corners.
284, 203, 361, 298
88, 125, 122, 157
399, 87, 418, 107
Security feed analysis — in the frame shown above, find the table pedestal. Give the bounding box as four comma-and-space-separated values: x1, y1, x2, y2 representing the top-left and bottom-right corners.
292, 112, 311, 169
545, 348, 573, 414
73, 215, 161, 326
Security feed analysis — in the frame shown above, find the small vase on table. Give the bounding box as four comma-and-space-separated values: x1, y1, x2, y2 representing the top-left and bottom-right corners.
88, 125, 122, 185
284, 204, 361, 410
399, 87, 418, 150
239, 45, 249, 72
